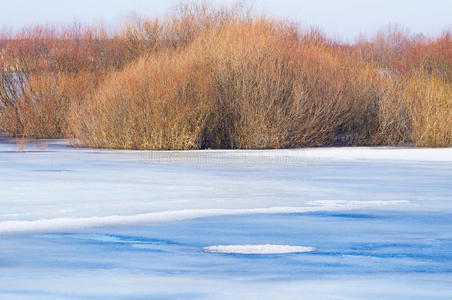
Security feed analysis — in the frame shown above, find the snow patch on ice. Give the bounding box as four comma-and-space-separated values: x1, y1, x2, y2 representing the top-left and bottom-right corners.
203, 244, 316, 254
165, 147, 452, 162
0, 200, 409, 235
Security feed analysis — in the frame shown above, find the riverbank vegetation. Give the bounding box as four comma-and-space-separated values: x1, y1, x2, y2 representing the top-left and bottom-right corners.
1, 1, 451, 149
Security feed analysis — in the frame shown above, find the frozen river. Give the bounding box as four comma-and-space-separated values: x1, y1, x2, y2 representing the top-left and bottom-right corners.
0, 139, 451, 299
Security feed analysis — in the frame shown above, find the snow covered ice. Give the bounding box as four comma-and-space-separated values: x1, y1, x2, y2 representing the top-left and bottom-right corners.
0, 138, 452, 299
203, 244, 316, 254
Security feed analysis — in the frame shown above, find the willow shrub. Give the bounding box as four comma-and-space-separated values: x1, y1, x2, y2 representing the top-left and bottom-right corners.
69, 19, 390, 149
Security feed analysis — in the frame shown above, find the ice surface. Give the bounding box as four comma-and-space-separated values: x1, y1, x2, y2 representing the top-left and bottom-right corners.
0, 139, 451, 299
1, 139, 449, 223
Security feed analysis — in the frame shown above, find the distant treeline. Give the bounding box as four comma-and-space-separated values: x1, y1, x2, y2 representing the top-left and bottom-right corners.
0, 1, 451, 149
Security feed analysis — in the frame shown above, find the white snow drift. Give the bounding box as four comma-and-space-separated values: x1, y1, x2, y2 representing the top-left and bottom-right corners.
203, 244, 316, 254
0, 201, 408, 234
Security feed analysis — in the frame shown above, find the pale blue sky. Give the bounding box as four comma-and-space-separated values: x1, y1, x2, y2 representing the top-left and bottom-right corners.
1, 0, 451, 40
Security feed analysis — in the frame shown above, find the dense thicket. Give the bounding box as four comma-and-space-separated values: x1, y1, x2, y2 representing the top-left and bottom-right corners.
1, 2, 451, 148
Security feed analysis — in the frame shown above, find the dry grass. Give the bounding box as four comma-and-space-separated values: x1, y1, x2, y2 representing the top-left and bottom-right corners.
1, 1, 451, 148
403, 75, 452, 147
